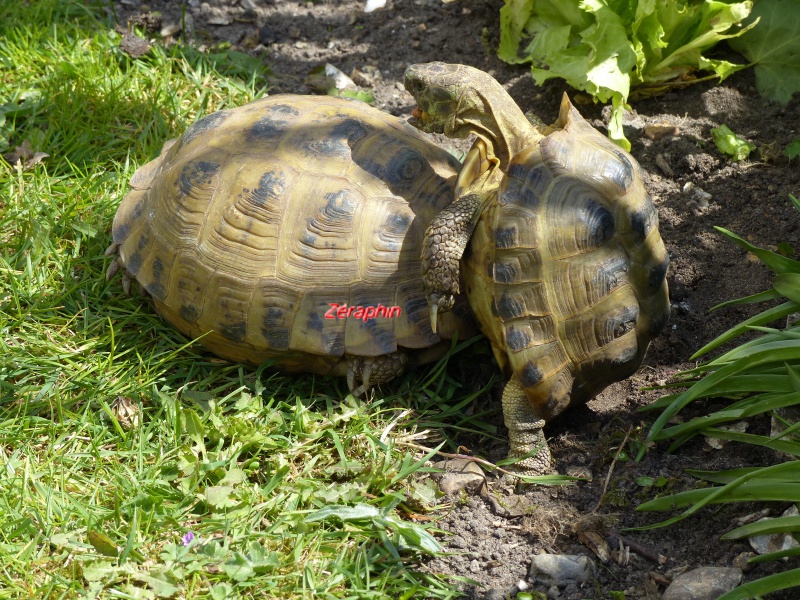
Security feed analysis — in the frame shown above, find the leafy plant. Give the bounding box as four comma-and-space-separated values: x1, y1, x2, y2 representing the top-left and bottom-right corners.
636, 195, 800, 599
729, 0, 800, 106
498, 0, 755, 149
711, 124, 756, 161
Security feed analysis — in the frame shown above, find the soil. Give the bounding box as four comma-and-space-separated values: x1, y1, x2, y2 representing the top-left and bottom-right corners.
111, 1, 800, 598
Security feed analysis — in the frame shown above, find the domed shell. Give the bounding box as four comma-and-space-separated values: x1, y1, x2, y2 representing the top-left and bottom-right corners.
112, 94, 475, 375
463, 95, 670, 420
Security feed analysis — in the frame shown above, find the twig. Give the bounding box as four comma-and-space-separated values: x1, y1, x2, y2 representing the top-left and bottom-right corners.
592, 426, 632, 513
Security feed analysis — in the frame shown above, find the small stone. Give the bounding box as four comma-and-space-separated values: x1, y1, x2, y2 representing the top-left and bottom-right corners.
432, 458, 486, 496
240, 0, 257, 10
350, 65, 381, 87
704, 421, 748, 449
749, 506, 800, 555
655, 153, 673, 176
547, 585, 561, 599
160, 22, 182, 37
661, 567, 742, 600
364, 0, 387, 12
732, 552, 756, 572
645, 123, 679, 141
529, 554, 596, 587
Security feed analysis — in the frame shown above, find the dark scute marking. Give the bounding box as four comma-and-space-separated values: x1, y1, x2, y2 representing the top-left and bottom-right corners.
270, 104, 300, 116
387, 212, 412, 235
494, 226, 517, 249
262, 308, 290, 349
404, 296, 428, 325
362, 320, 396, 354
307, 312, 324, 332
507, 163, 529, 181
263, 327, 290, 349
305, 136, 350, 158
609, 305, 639, 339
330, 118, 368, 145
520, 361, 544, 387
179, 161, 219, 196
502, 178, 541, 210
113, 222, 131, 242
252, 171, 286, 206
248, 115, 289, 141
493, 291, 524, 320
649, 257, 669, 289
136, 232, 150, 250
582, 201, 615, 246
505, 326, 532, 352
131, 199, 145, 219
322, 331, 344, 355
180, 304, 200, 323
127, 251, 143, 275
324, 190, 357, 219
490, 261, 517, 284
361, 147, 427, 191
146, 282, 167, 302
608, 148, 636, 191
221, 322, 247, 343
630, 202, 657, 242
151, 258, 164, 282
182, 110, 229, 145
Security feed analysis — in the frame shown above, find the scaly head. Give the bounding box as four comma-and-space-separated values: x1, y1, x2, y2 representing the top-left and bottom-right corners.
404, 62, 541, 168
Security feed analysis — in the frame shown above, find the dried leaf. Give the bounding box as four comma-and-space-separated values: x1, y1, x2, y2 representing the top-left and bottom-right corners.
3, 139, 49, 170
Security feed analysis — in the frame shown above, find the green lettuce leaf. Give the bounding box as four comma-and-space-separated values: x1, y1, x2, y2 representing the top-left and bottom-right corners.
729, 0, 800, 105
499, 0, 755, 149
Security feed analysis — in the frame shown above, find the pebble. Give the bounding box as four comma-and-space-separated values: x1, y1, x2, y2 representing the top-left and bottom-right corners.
432, 458, 486, 496
749, 505, 800, 555
645, 123, 679, 141
529, 553, 596, 586
662, 567, 742, 600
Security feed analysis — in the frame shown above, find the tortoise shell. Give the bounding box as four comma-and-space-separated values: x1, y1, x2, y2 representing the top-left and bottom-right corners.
111, 94, 475, 376
463, 96, 670, 420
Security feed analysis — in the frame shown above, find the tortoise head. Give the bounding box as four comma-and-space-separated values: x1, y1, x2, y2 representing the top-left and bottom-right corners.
404, 62, 541, 167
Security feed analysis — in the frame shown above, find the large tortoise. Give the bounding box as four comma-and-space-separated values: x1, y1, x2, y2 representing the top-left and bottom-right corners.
106, 94, 476, 395
405, 63, 670, 473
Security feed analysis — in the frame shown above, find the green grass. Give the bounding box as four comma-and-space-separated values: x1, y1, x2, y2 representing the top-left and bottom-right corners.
636, 196, 800, 599
0, 1, 503, 597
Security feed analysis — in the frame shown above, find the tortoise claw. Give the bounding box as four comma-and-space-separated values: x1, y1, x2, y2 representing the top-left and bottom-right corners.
104, 242, 119, 257
105, 256, 121, 282
122, 273, 132, 296
427, 291, 455, 335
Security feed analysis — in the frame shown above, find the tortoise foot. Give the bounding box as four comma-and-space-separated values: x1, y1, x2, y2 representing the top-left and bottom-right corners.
346, 351, 408, 397
501, 377, 552, 476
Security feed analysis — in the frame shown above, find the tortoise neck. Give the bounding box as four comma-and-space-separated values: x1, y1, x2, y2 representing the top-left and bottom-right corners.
451, 81, 542, 168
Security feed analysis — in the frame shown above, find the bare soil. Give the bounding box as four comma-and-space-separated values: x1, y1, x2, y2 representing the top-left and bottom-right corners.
113, 1, 800, 598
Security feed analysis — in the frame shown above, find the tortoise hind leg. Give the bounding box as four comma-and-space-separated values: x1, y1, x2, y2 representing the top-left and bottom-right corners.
346, 351, 408, 397
501, 377, 552, 475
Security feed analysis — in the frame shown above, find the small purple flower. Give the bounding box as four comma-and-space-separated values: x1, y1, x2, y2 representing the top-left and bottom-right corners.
182, 531, 195, 546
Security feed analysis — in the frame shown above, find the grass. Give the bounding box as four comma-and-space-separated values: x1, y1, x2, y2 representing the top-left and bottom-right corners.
0, 1, 506, 597
636, 196, 800, 599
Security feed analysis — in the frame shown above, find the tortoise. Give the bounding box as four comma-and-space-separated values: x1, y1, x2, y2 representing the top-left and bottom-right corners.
404, 62, 670, 473
106, 94, 477, 395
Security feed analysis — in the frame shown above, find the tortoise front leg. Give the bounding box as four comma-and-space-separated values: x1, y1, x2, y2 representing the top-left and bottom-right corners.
501, 377, 552, 475
420, 191, 484, 333
346, 351, 408, 397
421, 139, 496, 334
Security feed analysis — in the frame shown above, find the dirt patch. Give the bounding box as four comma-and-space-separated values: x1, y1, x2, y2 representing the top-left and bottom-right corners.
113, 0, 800, 597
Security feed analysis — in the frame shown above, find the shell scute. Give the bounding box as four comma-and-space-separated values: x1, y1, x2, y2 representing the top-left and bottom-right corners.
112, 94, 476, 374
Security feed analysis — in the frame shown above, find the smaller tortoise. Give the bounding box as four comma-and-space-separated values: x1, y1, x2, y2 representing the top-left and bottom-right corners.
405, 63, 670, 473
107, 94, 476, 395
